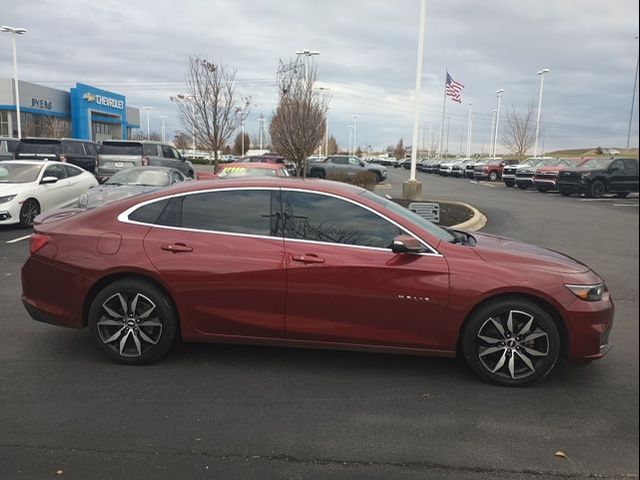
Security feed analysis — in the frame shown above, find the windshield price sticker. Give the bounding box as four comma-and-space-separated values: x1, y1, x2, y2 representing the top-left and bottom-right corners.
408, 202, 440, 223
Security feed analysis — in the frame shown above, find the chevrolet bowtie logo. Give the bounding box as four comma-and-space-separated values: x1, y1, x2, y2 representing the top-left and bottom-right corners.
83, 92, 96, 102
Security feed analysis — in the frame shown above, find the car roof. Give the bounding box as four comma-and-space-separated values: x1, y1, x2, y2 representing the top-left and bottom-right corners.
0, 159, 65, 167
222, 162, 282, 169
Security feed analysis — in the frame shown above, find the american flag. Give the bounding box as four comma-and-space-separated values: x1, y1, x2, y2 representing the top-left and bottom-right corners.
445, 72, 464, 103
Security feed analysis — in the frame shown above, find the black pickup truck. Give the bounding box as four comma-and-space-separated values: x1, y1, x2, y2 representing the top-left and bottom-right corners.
558, 157, 639, 198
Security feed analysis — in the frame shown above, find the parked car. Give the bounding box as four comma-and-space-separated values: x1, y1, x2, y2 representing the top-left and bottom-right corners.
451, 159, 473, 177
0, 137, 19, 161
307, 155, 387, 182
16, 138, 99, 173
474, 158, 519, 182
502, 158, 555, 187
0, 160, 98, 226
21, 177, 614, 386
238, 154, 296, 176
515, 158, 566, 189
429, 159, 443, 174
465, 160, 483, 179
533, 158, 591, 192
78, 167, 188, 210
215, 162, 291, 179
417, 159, 431, 172
439, 159, 461, 176
96, 141, 195, 181
558, 157, 639, 198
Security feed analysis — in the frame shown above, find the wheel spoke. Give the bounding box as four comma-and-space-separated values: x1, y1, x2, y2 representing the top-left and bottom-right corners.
518, 317, 534, 336
522, 345, 548, 357
489, 318, 506, 338
104, 326, 126, 344
478, 334, 503, 344
479, 346, 505, 357
130, 332, 142, 356
516, 350, 536, 372
97, 318, 123, 327
103, 304, 124, 320
117, 293, 128, 316
141, 319, 162, 329
521, 332, 547, 343
130, 294, 140, 316
506, 311, 515, 335
508, 353, 516, 379
138, 304, 157, 319
137, 328, 158, 345
491, 350, 507, 373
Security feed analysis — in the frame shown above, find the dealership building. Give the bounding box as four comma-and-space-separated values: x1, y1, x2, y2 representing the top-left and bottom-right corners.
0, 79, 140, 141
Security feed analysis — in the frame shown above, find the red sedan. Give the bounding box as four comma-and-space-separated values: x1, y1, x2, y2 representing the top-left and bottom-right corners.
21, 178, 613, 386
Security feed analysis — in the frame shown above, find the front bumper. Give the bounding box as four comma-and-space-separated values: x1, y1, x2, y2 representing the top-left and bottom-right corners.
515, 177, 535, 187
534, 177, 558, 188
564, 292, 615, 360
0, 201, 20, 225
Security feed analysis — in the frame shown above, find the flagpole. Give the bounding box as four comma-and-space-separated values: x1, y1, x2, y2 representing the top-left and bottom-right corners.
438, 67, 447, 158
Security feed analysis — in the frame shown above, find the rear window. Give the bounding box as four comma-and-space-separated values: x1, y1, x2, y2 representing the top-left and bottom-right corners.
17, 140, 62, 154
99, 142, 144, 155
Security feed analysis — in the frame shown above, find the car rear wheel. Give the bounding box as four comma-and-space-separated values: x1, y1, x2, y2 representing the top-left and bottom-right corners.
588, 180, 606, 198
489, 171, 498, 182
19, 199, 40, 228
461, 298, 560, 386
88, 278, 178, 364
310, 170, 325, 179
504, 181, 514, 187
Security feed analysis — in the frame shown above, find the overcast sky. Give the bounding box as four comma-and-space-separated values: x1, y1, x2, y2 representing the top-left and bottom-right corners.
2, 0, 639, 153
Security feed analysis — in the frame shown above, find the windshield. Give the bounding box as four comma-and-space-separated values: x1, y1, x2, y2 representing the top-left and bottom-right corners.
99, 143, 144, 155
106, 169, 171, 186
0, 163, 42, 183
580, 158, 612, 170
360, 190, 454, 243
17, 141, 61, 154
218, 166, 278, 178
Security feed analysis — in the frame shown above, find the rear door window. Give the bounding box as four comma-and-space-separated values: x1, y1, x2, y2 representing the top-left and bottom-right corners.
623, 159, 638, 171
84, 142, 98, 156
161, 145, 176, 159
43, 164, 68, 180
63, 141, 84, 155
144, 144, 160, 156
63, 164, 83, 177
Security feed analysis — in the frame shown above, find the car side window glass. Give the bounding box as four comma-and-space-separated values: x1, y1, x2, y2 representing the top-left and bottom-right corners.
284, 191, 401, 249
84, 143, 98, 156
348, 157, 361, 166
64, 141, 84, 155
143, 144, 159, 156
43, 164, 67, 179
331, 157, 347, 165
0, 141, 6, 153
63, 165, 82, 177
610, 160, 623, 171
130, 199, 170, 224
181, 190, 275, 236
171, 147, 181, 159
161, 145, 176, 159
623, 159, 638, 171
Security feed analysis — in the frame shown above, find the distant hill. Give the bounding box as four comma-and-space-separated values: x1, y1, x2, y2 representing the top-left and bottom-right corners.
546, 148, 639, 159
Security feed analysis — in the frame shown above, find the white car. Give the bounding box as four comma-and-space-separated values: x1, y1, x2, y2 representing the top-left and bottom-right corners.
0, 160, 98, 227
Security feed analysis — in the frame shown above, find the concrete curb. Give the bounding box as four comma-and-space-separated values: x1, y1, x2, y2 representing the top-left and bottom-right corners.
445, 201, 487, 232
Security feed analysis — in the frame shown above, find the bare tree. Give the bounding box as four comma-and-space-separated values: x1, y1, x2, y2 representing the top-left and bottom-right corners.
269, 59, 329, 176
393, 138, 406, 160
327, 135, 338, 155
502, 104, 537, 157
233, 132, 251, 155
173, 132, 191, 150
42, 116, 70, 138
171, 56, 252, 169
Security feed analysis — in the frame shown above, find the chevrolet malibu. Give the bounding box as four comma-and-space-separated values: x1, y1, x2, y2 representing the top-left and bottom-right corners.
21, 178, 613, 386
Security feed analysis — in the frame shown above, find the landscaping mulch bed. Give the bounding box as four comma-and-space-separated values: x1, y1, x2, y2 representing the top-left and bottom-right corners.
391, 198, 474, 227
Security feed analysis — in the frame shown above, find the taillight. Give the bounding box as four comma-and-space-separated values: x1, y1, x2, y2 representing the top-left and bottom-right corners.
142, 156, 150, 166
29, 234, 51, 255
59, 154, 67, 163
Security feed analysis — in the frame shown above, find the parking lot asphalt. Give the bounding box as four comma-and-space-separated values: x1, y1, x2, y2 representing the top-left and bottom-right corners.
0, 170, 638, 479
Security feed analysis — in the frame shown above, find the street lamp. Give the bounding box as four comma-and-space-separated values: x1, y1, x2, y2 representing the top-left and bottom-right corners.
295, 49, 320, 81
241, 120, 246, 155
492, 89, 505, 158
533, 68, 550, 158
466, 102, 474, 158
159, 115, 168, 143
141, 106, 153, 140
1, 25, 27, 139
626, 36, 639, 150
352, 115, 359, 156
258, 114, 264, 150
488, 109, 497, 157
348, 125, 354, 155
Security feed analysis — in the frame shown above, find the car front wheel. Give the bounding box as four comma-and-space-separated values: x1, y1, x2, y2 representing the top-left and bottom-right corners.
489, 171, 498, 182
88, 278, 178, 364
19, 199, 40, 228
588, 180, 606, 198
461, 298, 560, 386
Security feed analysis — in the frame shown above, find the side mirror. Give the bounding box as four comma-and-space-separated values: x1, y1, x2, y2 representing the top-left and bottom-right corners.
41, 176, 58, 184
391, 234, 426, 254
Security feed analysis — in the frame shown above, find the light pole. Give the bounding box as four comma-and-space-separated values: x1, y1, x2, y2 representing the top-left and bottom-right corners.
325, 108, 330, 157
258, 114, 264, 150
626, 35, 639, 150
348, 125, 354, 155
445, 115, 451, 155
141, 106, 153, 140
295, 49, 320, 81
159, 115, 168, 143
466, 101, 474, 158
489, 109, 497, 158
533, 68, 550, 158
1, 26, 27, 139
352, 115, 359, 156
493, 89, 505, 158
241, 120, 246, 155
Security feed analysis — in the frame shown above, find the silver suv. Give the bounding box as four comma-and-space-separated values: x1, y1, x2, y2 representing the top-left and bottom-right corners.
0, 137, 19, 161
96, 141, 195, 181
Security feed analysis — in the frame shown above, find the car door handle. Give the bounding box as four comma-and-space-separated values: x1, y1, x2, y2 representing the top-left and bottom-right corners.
161, 243, 193, 253
291, 254, 325, 264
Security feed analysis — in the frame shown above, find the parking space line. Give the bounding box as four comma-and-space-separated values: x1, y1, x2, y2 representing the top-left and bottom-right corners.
613, 204, 639, 207
6, 234, 31, 244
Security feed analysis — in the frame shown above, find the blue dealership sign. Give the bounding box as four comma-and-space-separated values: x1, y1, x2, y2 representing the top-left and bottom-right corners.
70, 83, 127, 140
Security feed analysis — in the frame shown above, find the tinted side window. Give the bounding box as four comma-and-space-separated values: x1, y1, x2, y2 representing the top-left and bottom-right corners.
8, 141, 19, 153
84, 143, 98, 156
63, 141, 84, 155
181, 190, 274, 236
284, 191, 401, 248
63, 164, 82, 177
129, 199, 169, 224
623, 159, 638, 171
331, 157, 347, 165
610, 160, 624, 171
348, 157, 361, 166
161, 145, 176, 159
143, 144, 159, 156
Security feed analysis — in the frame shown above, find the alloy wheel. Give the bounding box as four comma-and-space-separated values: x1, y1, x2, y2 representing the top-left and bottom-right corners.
476, 310, 549, 381
97, 292, 163, 358
20, 200, 40, 226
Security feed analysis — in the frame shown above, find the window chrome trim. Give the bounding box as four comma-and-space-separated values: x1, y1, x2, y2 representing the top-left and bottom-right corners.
117, 186, 442, 256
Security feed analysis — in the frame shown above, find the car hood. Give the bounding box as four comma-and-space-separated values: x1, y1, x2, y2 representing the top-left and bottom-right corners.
536, 166, 565, 173
0, 183, 31, 196
471, 232, 589, 274
85, 185, 163, 208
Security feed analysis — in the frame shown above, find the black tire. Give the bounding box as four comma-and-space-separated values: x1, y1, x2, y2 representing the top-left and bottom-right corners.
504, 181, 514, 188
536, 186, 548, 193
188, 170, 195, 179
461, 297, 560, 386
588, 180, 606, 198
517, 184, 528, 190
616, 192, 629, 198
88, 278, 179, 364
310, 169, 325, 179
489, 171, 498, 182
19, 198, 40, 228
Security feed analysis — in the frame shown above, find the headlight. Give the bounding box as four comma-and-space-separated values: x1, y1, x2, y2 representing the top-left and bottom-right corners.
565, 283, 605, 301
0, 195, 17, 204
78, 193, 89, 208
